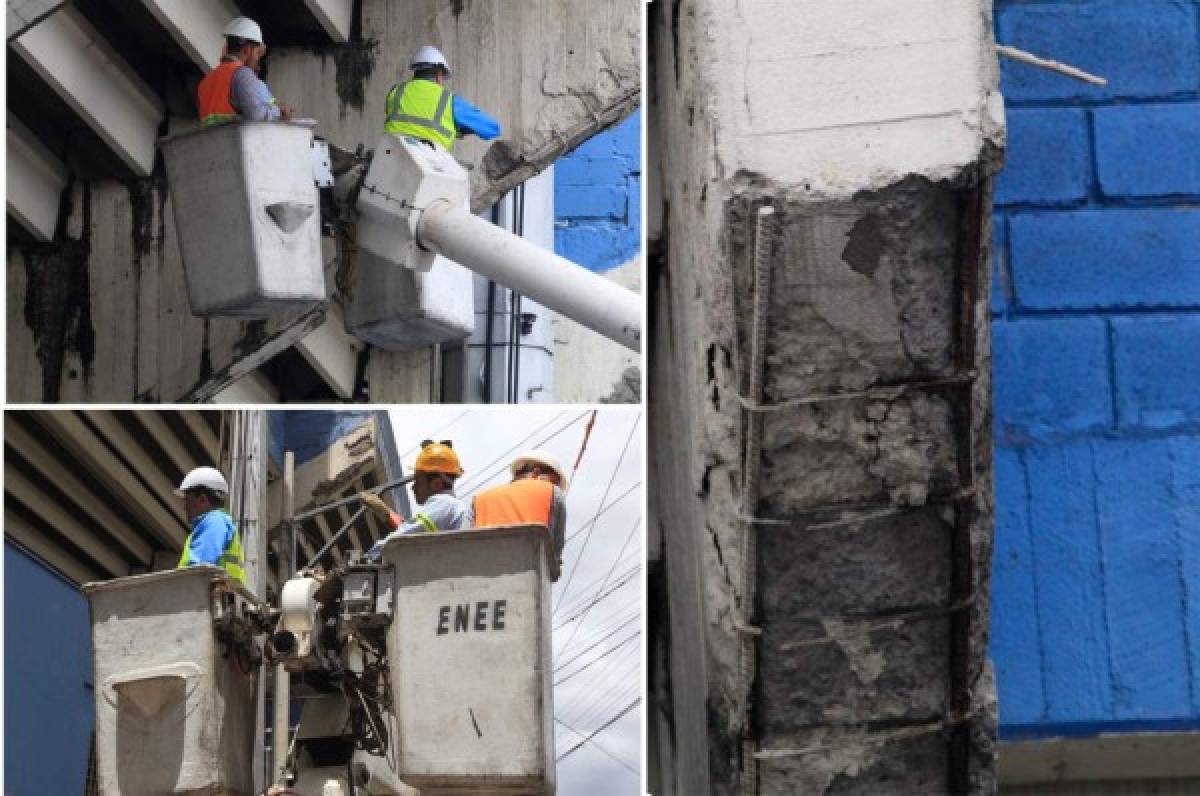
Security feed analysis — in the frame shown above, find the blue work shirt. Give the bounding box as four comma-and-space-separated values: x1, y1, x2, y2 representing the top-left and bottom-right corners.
228, 61, 281, 121
183, 509, 238, 567
452, 95, 501, 140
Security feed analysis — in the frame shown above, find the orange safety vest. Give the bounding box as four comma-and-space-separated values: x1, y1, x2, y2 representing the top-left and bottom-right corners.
197, 60, 242, 126
472, 479, 554, 529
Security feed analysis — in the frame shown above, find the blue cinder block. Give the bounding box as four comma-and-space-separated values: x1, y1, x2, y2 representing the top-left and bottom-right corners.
996, 109, 1090, 206
556, 184, 628, 220
1010, 209, 1200, 310
990, 448, 1046, 725
1112, 316, 1200, 431
992, 214, 1009, 316
1093, 438, 1193, 720
1170, 435, 1200, 713
555, 222, 640, 272
997, 0, 1199, 102
993, 317, 1111, 443
1024, 442, 1113, 722
1095, 104, 1200, 199
555, 155, 628, 187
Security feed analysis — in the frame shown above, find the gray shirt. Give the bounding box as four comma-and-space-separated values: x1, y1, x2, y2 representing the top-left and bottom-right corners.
226, 59, 281, 122
367, 491, 466, 558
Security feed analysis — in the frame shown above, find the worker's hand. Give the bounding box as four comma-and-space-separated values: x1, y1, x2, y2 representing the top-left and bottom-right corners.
278, 103, 295, 121
358, 491, 393, 523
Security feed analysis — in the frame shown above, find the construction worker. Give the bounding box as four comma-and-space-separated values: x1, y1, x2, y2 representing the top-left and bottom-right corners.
196, 16, 294, 126
175, 466, 246, 586
467, 450, 567, 565
363, 440, 467, 558
383, 45, 500, 151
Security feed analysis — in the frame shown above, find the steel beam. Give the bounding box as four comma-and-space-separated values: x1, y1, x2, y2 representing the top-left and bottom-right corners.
12, 5, 163, 176
6, 112, 67, 241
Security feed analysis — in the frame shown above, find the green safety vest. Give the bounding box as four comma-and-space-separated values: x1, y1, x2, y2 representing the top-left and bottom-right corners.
178, 512, 247, 587
384, 79, 457, 152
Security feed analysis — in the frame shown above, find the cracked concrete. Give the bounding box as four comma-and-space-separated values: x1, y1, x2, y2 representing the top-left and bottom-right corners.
649, 1, 1003, 793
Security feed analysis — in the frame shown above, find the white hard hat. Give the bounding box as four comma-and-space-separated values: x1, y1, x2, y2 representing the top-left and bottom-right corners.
511, 450, 567, 490
175, 466, 229, 498
411, 45, 450, 75
224, 16, 264, 45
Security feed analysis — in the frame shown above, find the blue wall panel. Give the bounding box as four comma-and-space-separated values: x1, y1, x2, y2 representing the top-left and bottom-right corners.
990, 0, 1200, 740
554, 110, 641, 272
4, 542, 94, 795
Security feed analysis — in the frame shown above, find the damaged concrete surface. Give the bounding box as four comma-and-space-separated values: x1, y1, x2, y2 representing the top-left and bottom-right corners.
649, 1, 1003, 793
7, 0, 640, 402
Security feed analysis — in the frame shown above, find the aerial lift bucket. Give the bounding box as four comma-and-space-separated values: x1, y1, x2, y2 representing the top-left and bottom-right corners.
379, 524, 559, 795
83, 567, 260, 796
346, 134, 474, 350
160, 121, 327, 317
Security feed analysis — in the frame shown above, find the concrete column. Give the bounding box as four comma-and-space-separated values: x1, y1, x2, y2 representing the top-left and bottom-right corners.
649, 2, 1004, 793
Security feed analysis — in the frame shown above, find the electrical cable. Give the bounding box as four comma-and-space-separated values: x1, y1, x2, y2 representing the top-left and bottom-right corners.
555, 414, 640, 610
557, 516, 640, 656
563, 481, 641, 545
556, 699, 641, 762
553, 717, 639, 776
554, 615, 639, 673
555, 631, 641, 686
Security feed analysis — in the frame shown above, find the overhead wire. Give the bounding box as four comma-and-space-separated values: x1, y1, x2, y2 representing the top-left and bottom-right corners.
554, 413, 641, 611
553, 716, 639, 777
556, 699, 641, 762
563, 481, 641, 545
557, 516, 641, 656
555, 630, 641, 687
554, 614, 639, 673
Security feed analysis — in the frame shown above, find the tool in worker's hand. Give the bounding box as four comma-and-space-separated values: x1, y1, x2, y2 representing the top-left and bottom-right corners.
357, 491, 394, 523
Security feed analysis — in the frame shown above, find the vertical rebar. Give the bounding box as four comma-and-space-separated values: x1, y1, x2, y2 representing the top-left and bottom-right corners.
739, 204, 775, 795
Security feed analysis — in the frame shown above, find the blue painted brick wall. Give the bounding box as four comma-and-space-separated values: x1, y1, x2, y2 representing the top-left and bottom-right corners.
555, 110, 641, 273
990, 0, 1200, 739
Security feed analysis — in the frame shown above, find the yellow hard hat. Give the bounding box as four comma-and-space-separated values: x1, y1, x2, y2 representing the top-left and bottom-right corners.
414, 439, 463, 476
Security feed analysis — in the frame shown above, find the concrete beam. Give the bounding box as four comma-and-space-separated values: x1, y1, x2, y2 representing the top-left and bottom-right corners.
138, 0, 240, 72
6, 0, 67, 41
1001, 733, 1200, 785
301, 0, 353, 44
6, 467, 132, 579
6, 112, 68, 241
84, 411, 189, 529
296, 306, 362, 400
212, 370, 280, 404
33, 411, 187, 550
5, 511, 103, 586
12, 5, 164, 176
6, 418, 154, 565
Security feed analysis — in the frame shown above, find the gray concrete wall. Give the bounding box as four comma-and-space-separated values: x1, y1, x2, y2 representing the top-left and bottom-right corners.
6, 0, 640, 402
649, 1, 1003, 792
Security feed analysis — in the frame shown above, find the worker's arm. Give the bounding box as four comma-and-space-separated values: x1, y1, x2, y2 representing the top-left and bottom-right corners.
464, 497, 476, 529
452, 96, 501, 140
182, 512, 230, 567
548, 486, 567, 566
230, 66, 285, 122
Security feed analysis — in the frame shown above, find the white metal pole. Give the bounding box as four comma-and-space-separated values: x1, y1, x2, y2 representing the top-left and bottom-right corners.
417, 200, 642, 352
273, 450, 295, 785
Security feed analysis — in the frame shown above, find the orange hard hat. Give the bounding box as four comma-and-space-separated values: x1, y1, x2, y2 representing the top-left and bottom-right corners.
414, 439, 463, 476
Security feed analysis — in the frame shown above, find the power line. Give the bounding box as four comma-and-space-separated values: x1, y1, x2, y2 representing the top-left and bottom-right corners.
554, 567, 640, 629
555, 630, 641, 686
555, 414, 641, 611
563, 481, 641, 545
396, 409, 472, 461
555, 615, 639, 673
557, 516, 640, 656
553, 558, 639, 616
556, 699, 641, 762
458, 410, 590, 497
554, 716, 639, 777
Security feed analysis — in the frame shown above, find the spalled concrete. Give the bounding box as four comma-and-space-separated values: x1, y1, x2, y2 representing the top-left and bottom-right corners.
649, 1, 1003, 792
